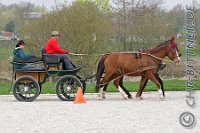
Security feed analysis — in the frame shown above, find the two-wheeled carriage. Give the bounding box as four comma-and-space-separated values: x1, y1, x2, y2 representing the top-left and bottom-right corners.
11, 50, 86, 102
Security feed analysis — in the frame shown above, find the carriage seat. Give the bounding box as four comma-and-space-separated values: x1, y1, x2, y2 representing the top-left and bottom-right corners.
13, 56, 43, 63
41, 49, 82, 71
12, 56, 44, 71
42, 49, 61, 70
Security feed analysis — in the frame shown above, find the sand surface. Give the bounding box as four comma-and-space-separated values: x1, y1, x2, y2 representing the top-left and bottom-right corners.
0, 91, 199, 133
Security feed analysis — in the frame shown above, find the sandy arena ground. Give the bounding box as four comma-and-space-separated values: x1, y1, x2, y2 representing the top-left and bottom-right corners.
0, 91, 199, 133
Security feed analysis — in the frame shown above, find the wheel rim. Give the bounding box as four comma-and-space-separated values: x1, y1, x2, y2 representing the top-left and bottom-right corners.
13, 76, 40, 102
56, 75, 82, 101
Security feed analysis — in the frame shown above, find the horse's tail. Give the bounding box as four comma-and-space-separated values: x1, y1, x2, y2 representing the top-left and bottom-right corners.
95, 54, 108, 92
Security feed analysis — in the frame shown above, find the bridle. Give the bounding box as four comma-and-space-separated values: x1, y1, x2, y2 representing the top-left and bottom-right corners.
167, 39, 181, 63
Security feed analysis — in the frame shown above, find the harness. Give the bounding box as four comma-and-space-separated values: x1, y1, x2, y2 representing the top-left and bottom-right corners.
134, 52, 158, 73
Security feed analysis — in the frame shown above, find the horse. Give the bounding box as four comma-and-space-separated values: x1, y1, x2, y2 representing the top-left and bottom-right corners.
96, 37, 181, 100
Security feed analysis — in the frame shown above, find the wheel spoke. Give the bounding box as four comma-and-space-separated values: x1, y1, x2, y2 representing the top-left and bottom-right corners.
56, 75, 82, 101
12, 76, 40, 102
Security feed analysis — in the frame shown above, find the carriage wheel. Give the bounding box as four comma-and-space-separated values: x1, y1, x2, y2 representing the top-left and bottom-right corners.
76, 75, 86, 94
56, 75, 83, 101
12, 75, 40, 102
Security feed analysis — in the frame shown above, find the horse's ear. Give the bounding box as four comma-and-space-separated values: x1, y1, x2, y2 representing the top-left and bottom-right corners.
170, 36, 176, 48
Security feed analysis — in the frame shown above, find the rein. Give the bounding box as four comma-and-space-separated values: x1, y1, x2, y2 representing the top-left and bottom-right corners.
141, 53, 174, 64
69, 51, 175, 64
70, 51, 199, 75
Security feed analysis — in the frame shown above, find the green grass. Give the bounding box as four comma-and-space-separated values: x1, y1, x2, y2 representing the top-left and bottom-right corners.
0, 79, 199, 95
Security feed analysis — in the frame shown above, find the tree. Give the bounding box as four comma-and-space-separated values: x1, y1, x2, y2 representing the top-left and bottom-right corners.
20, 1, 111, 76
5, 20, 15, 32
111, 0, 165, 50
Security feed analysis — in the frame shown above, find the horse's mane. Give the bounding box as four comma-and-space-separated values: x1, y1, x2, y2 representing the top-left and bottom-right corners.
149, 40, 171, 54
156, 40, 171, 47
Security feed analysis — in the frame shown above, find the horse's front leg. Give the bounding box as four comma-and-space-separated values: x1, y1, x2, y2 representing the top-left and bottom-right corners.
148, 73, 165, 100
136, 76, 148, 100
154, 73, 165, 97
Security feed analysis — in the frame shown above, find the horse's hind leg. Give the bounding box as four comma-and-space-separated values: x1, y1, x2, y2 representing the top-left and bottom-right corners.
136, 76, 148, 100
97, 73, 113, 100
113, 77, 129, 99
97, 81, 104, 100
119, 77, 132, 99
97, 84, 104, 100
102, 84, 108, 99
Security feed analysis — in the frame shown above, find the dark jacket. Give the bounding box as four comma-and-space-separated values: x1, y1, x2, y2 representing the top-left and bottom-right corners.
13, 48, 32, 69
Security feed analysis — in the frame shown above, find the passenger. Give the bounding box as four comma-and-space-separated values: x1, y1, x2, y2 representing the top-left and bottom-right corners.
13, 40, 35, 69
44, 31, 76, 70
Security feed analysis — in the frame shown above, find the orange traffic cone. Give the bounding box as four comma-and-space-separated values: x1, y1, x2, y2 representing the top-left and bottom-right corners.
74, 87, 85, 104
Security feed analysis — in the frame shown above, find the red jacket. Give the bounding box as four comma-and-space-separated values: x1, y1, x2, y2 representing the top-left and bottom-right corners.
45, 38, 68, 54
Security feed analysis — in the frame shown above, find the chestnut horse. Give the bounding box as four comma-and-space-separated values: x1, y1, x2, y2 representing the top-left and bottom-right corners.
96, 37, 181, 100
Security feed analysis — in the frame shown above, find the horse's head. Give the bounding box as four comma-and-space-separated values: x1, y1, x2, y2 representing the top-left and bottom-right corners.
167, 37, 181, 64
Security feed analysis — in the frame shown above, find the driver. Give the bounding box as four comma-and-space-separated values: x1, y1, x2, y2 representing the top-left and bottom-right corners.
44, 31, 76, 70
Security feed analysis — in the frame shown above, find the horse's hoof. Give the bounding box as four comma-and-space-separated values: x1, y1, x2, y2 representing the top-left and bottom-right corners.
123, 97, 128, 100
159, 96, 165, 100
128, 95, 132, 99
97, 97, 102, 100
97, 95, 103, 100
102, 96, 106, 99
136, 96, 143, 100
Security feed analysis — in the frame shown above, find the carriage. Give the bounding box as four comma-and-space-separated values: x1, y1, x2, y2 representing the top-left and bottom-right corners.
11, 50, 86, 102
11, 37, 181, 102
